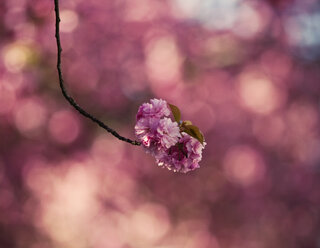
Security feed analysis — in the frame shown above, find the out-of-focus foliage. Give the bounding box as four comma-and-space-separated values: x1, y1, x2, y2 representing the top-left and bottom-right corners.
1, 0, 320, 247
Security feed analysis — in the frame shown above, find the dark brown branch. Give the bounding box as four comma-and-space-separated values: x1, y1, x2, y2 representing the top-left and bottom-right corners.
54, 0, 141, 146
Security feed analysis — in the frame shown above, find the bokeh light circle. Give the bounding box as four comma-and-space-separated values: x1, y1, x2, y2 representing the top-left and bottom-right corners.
49, 110, 80, 144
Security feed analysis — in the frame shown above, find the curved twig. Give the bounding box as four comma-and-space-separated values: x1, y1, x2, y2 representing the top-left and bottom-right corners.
54, 0, 141, 146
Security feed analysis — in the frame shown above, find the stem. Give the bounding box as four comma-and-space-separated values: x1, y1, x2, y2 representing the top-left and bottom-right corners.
53, 0, 141, 146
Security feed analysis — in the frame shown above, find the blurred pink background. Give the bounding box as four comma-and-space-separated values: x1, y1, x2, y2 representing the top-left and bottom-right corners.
1, 0, 320, 247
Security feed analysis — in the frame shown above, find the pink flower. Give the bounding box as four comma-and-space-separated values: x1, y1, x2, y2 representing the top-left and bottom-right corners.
135, 117, 159, 148
135, 117, 180, 152
136, 98, 170, 121
135, 98, 206, 173
157, 118, 181, 149
155, 133, 206, 173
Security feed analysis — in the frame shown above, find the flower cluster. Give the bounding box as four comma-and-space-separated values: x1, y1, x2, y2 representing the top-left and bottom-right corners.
135, 99, 206, 173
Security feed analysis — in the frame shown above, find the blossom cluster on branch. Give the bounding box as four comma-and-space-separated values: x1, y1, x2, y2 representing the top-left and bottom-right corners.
135, 99, 206, 173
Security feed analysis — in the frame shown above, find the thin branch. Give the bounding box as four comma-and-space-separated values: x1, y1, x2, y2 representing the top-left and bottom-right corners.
54, 0, 141, 146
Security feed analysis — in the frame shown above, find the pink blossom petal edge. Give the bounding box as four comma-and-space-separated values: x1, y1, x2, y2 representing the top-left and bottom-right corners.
136, 98, 170, 121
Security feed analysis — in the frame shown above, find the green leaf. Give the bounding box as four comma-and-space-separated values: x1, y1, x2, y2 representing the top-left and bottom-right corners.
182, 124, 204, 145
168, 103, 181, 123
181, 120, 192, 126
